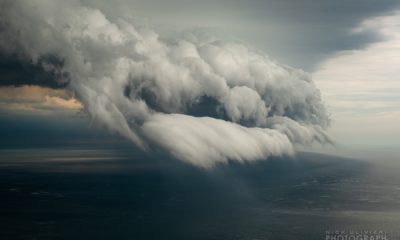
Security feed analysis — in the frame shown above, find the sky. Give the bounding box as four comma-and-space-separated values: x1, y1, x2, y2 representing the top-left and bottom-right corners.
0, 0, 399, 164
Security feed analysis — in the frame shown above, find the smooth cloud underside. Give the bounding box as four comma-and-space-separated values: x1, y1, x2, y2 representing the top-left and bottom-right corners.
0, 0, 330, 167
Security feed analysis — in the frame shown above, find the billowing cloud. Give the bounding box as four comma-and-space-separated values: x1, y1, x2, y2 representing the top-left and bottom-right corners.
0, 0, 330, 167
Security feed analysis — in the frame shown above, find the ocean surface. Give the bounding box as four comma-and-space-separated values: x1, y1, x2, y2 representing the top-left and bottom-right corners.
0, 145, 399, 240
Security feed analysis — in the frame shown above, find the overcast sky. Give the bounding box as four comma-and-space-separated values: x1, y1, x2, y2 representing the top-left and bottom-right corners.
82, 0, 400, 70
1, 0, 399, 161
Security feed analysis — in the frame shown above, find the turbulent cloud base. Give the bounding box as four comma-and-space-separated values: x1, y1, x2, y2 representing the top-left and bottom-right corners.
0, 0, 330, 167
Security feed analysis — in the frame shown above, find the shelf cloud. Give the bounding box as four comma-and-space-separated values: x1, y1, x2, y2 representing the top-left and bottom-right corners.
0, 0, 330, 167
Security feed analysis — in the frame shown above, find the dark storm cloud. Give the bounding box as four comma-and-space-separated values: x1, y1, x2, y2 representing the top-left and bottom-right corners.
0, 0, 333, 167
0, 53, 69, 88
246, 0, 400, 69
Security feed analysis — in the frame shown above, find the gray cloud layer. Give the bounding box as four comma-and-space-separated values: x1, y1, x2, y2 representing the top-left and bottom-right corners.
0, 0, 330, 167
81, 0, 400, 70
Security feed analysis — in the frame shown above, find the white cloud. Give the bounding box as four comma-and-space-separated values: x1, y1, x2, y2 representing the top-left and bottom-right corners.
142, 113, 294, 168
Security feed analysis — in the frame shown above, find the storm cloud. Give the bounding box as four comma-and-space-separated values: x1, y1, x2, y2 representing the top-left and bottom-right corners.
0, 0, 330, 167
